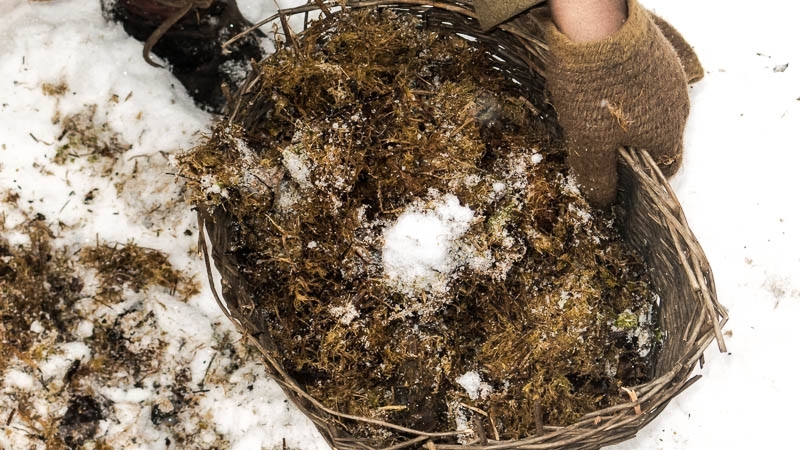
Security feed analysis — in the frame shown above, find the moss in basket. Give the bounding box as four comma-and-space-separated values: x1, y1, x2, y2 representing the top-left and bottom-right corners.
178, 8, 659, 443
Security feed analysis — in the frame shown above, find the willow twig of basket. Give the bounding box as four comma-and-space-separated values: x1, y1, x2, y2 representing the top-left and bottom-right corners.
200, 1, 728, 449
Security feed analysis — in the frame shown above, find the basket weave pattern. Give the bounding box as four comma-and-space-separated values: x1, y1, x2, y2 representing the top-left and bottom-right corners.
199, 2, 728, 449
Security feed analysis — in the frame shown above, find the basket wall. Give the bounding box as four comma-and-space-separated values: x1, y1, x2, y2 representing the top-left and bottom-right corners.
199, 1, 727, 449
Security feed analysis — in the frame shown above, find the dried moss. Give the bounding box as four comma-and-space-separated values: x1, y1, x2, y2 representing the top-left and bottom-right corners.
0, 218, 204, 448
42, 81, 69, 96
0, 218, 83, 367
80, 241, 199, 303
179, 8, 661, 443
53, 104, 131, 167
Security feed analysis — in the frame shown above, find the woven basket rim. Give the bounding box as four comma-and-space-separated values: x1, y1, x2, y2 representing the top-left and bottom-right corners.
201, 2, 728, 449
198, 149, 727, 449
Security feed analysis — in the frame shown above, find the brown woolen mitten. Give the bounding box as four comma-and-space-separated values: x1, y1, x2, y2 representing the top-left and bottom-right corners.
473, 0, 545, 30
648, 12, 705, 83
472, 0, 703, 82
537, 0, 695, 207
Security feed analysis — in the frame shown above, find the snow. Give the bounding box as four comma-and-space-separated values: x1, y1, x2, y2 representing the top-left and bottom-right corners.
612, 0, 800, 448
1, 0, 798, 449
4, 370, 36, 391
382, 193, 475, 297
281, 143, 314, 188
329, 301, 361, 326
1, 1, 325, 449
455, 371, 493, 401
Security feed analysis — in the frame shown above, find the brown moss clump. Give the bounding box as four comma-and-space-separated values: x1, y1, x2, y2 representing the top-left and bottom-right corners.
179, 8, 661, 443
0, 218, 83, 367
80, 241, 199, 302
0, 219, 195, 380
0, 217, 205, 448
53, 104, 131, 167
42, 80, 69, 96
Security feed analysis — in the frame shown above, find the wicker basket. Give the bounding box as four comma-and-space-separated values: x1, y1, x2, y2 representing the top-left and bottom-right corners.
198, 1, 728, 448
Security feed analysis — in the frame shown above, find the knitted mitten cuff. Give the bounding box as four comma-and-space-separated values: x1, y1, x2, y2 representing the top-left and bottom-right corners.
539, 0, 692, 206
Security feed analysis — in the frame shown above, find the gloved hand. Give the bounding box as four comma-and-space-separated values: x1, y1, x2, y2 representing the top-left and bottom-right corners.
473, 0, 545, 30
474, 0, 704, 207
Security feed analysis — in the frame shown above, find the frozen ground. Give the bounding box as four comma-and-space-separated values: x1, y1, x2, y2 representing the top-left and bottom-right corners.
1, 0, 798, 449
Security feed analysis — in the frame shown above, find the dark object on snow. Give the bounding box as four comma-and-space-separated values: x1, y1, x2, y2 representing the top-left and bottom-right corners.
102, 0, 265, 112
59, 395, 103, 448
187, 1, 728, 449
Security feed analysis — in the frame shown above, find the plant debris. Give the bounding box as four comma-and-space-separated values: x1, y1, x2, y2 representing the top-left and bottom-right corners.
0, 216, 242, 449
80, 241, 199, 302
53, 104, 131, 169
0, 218, 83, 369
179, 8, 661, 443
4, 4, 326, 446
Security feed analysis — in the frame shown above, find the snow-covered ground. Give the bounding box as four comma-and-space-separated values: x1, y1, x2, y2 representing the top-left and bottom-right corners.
1, 0, 797, 449
612, 1, 800, 449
